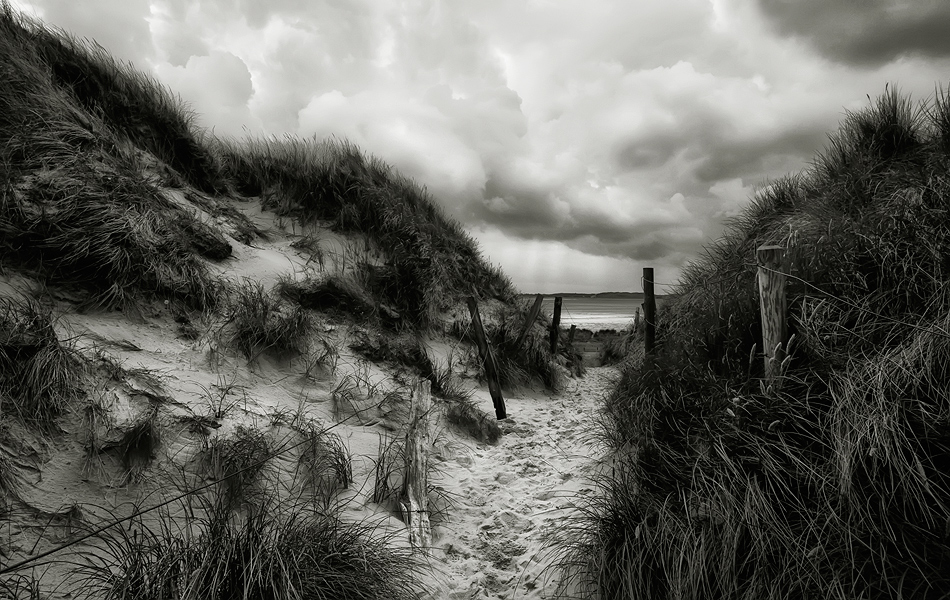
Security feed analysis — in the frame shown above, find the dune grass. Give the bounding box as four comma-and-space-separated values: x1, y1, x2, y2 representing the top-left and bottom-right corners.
228, 280, 313, 361
74, 490, 425, 600
296, 421, 353, 509
216, 135, 516, 329
0, 296, 84, 428
562, 86, 950, 599
0, 4, 228, 310
453, 300, 562, 391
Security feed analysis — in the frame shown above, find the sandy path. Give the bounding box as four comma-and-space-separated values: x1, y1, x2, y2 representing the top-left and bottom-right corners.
426, 366, 618, 600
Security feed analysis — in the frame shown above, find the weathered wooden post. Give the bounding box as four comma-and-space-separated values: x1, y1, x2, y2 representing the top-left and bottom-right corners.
757, 245, 788, 386
567, 324, 577, 346
466, 297, 507, 419
550, 296, 563, 354
402, 379, 432, 554
514, 294, 544, 350
643, 268, 656, 356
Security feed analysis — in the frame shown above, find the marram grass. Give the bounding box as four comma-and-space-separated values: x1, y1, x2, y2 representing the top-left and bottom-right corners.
562, 86, 950, 599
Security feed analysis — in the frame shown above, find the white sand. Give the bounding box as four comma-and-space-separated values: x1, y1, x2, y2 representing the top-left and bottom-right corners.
423, 368, 616, 599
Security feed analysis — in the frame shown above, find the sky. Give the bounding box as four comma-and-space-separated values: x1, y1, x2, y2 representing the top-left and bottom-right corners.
10, 0, 950, 294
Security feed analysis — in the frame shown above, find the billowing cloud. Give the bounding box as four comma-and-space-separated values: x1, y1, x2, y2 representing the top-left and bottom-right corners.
9, 0, 950, 292
154, 51, 260, 135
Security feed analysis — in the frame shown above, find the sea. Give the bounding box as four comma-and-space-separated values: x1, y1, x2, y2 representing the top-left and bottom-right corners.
523, 294, 668, 332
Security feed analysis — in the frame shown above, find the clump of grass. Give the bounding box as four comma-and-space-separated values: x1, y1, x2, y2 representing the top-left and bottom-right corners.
349, 328, 436, 377
116, 405, 161, 483
296, 421, 352, 508
75, 491, 425, 600
372, 433, 406, 510
454, 300, 562, 391
0, 297, 83, 427
277, 272, 400, 325
228, 280, 312, 361
301, 337, 340, 381
566, 86, 950, 599
202, 425, 273, 511
599, 323, 641, 366
444, 396, 502, 444
197, 376, 244, 421
425, 355, 501, 443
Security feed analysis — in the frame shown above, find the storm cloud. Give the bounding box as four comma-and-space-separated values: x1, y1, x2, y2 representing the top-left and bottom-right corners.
10, 0, 950, 292
754, 0, 950, 67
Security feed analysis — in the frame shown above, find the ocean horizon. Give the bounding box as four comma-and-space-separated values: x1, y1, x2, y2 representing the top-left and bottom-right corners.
519, 294, 667, 332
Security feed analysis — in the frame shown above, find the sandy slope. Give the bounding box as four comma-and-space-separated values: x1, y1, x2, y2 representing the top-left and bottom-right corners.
0, 203, 615, 599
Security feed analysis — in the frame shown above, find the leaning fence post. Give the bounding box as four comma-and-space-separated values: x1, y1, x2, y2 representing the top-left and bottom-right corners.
550, 296, 563, 354
466, 297, 507, 419
515, 294, 544, 351
643, 268, 656, 356
402, 379, 432, 554
757, 245, 788, 386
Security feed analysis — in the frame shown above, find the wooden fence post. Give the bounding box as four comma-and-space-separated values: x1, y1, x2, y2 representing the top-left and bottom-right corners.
402, 379, 432, 554
757, 245, 788, 386
515, 294, 544, 350
550, 296, 563, 354
643, 268, 656, 356
466, 297, 507, 419
567, 324, 577, 347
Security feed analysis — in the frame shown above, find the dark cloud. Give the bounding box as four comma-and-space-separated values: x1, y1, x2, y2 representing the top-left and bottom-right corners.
471, 172, 704, 263
755, 0, 950, 66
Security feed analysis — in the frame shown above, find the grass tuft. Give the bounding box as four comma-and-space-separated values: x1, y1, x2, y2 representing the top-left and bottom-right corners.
116, 405, 162, 482
454, 300, 562, 391
228, 280, 313, 361
0, 296, 83, 427
202, 425, 274, 512
75, 492, 425, 600
296, 421, 353, 508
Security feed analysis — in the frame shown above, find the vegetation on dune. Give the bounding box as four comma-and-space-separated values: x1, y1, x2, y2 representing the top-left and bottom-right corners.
0, 4, 228, 310
228, 280, 313, 361
216, 135, 517, 328
0, 297, 83, 428
0, 4, 567, 597
453, 301, 563, 391
74, 491, 423, 600
563, 87, 950, 599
